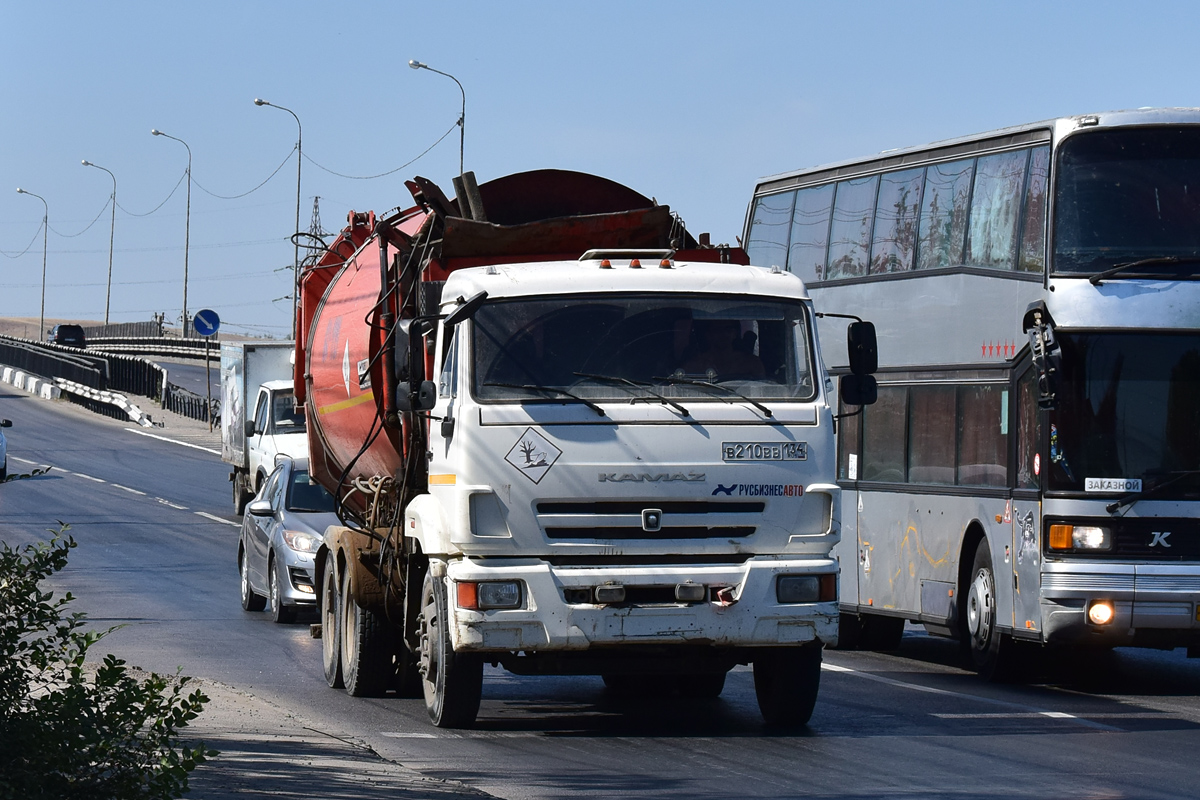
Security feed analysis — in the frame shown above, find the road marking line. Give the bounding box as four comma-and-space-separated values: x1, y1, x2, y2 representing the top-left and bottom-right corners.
156, 498, 188, 510
195, 511, 240, 528
50, 466, 69, 473
124, 427, 221, 456
822, 662, 1122, 731
12, 456, 39, 465
111, 484, 147, 496
74, 473, 106, 483
380, 731, 439, 739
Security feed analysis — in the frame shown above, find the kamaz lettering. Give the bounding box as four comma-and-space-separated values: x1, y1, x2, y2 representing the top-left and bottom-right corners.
598, 472, 706, 483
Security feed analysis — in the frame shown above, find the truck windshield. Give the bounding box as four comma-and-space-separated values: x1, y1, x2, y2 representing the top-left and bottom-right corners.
1047, 332, 1200, 497
471, 294, 816, 403
271, 390, 306, 434
1055, 126, 1200, 276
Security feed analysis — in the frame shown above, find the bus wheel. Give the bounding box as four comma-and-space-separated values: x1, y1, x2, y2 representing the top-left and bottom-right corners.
753, 644, 821, 728
320, 559, 343, 689
965, 541, 1014, 679
418, 572, 483, 728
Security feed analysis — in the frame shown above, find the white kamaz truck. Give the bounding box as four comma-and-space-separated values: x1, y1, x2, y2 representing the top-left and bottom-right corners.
299, 170, 876, 728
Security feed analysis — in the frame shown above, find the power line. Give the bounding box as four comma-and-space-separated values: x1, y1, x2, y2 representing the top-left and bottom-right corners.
192, 145, 296, 200
302, 120, 458, 179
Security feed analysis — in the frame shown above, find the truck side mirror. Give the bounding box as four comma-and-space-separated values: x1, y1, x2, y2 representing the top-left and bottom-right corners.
245, 419, 257, 438
839, 373, 877, 406
847, 321, 877, 376
395, 380, 438, 412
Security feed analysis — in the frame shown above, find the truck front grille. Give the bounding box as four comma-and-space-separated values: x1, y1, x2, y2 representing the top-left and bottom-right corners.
536, 500, 762, 540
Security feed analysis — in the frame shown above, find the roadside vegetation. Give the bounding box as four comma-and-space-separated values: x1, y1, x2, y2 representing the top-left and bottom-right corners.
0, 527, 215, 800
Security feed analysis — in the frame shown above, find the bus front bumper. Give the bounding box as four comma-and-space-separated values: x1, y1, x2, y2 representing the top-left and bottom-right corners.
1041, 562, 1200, 647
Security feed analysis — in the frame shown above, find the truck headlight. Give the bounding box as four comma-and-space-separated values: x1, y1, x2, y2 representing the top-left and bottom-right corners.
456, 581, 522, 610
282, 530, 319, 553
1048, 524, 1112, 551
777, 574, 836, 603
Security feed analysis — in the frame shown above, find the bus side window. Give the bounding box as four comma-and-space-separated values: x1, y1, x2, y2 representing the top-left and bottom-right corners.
789, 184, 835, 284
1016, 368, 1042, 489
861, 385, 907, 482
746, 191, 796, 270
838, 392, 862, 481
1018, 146, 1051, 273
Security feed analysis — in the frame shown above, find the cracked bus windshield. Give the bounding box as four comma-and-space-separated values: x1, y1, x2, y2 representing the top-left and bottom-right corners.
471, 294, 816, 403
1048, 332, 1200, 497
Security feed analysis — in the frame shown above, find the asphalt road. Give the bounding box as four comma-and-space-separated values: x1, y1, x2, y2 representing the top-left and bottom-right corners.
4, 383, 1200, 799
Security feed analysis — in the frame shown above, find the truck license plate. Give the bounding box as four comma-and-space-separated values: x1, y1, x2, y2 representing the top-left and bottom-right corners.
722, 442, 807, 461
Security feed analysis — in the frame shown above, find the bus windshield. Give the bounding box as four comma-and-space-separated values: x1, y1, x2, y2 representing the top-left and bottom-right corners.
471, 294, 817, 403
1047, 332, 1200, 496
1055, 127, 1200, 276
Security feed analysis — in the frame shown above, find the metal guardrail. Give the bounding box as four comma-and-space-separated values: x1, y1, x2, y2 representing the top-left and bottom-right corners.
84, 337, 218, 361
0, 336, 107, 387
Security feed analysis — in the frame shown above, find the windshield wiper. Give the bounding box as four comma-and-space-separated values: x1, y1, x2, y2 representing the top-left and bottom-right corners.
482, 382, 606, 417
656, 375, 773, 418
1089, 256, 1200, 285
1105, 469, 1200, 514
572, 372, 690, 417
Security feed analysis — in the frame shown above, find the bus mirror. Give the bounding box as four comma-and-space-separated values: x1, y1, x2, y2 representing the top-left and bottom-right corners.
840, 373, 877, 406
847, 321, 877, 375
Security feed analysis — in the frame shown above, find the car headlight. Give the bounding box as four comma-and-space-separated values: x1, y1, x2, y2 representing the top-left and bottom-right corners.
281, 530, 319, 553
1048, 524, 1112, 551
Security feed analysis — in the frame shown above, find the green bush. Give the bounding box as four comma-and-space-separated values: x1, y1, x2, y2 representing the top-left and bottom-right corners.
0, 528, 216, 800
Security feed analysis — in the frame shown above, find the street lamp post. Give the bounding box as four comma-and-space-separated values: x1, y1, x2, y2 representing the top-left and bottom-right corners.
82, 160, 117, 325
15, 188, 48, 339
254, 98, 302, 339
409, 59, 465, 175
151, 129, 193, 334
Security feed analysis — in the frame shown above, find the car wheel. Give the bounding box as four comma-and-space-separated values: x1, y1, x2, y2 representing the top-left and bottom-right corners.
239, 545, 266, 612
0, 459, 7, 482
321, 558, 344, 689
753, 644, 822, 728
677, 671, 727, 699
419, 571, 483, 728
270, 554, 297, 624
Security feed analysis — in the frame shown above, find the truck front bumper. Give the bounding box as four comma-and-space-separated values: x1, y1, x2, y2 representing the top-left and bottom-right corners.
444, 557, 838, 653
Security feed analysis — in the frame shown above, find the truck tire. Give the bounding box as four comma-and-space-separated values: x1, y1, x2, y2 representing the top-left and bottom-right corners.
269, 553, 297, 624
233, 471, 253, 515
320, 558, 344, 689
394, 646, 424, 699
419, 572, 483, 728
239, 546, 266, 612
753, 644, 821, 728
340, 567, 393, 697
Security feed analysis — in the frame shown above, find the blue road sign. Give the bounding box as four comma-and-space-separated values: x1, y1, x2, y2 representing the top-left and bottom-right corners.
193, 309, 220, 337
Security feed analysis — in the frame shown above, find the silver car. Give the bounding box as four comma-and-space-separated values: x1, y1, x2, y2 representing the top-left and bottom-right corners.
238, 456, 338, 623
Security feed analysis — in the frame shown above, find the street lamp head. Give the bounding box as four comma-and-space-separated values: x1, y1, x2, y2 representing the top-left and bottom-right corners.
16, 187, 25, 194
254, 98, 269, 106
409, 59, 426, 70
151, 128, 162, 136
82, 159, 92, 167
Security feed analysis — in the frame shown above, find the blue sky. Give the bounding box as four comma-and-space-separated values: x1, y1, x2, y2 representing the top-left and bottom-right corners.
0, 1, 1193, 337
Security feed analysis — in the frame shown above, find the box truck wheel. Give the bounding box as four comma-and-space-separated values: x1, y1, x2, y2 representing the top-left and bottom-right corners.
418, 572, 482, 728
340, 567, 393, 697
753, 644, 821, 727
320, 559, 344, 689
233, 471, 253, 515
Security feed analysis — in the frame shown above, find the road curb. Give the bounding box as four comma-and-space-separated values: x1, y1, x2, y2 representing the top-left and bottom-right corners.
0, 362, 154, 427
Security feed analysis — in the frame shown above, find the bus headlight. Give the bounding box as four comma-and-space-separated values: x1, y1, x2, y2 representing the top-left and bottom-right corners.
1088, 600, 1115, 625
1048, 524, 1112, 551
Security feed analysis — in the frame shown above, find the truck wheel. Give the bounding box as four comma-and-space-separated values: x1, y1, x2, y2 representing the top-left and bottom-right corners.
269, 554, 297, 624
964, 540, 1017, 680
419, 572, 483, 728
320, 559, 344, 689
678, 672, 727, 699
233, 472, 253, 515
340, 567, 393, 697
602, 674, 653, 694
394, 646, 424, 699
239, 546, 266, 612
753, 644, 821, 728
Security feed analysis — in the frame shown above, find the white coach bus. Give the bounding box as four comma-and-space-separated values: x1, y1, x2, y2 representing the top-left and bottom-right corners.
744, 108, 1200, 676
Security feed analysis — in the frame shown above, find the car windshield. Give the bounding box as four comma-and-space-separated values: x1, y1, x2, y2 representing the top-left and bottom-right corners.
1054, 126, 1200, 275
271, 390, 306, 434
286, 469, 336, 513
470, 294, 817, 403
1047, 332, 1200, 497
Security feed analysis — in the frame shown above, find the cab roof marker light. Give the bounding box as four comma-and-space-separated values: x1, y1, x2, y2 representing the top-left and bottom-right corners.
659, 258, 673, 269
599, 259, 612, 269
629, 259, 643, 269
